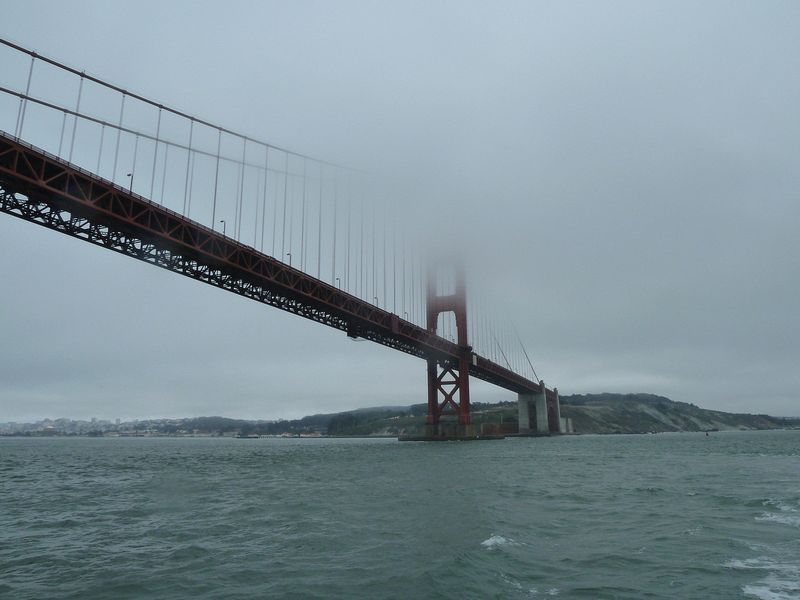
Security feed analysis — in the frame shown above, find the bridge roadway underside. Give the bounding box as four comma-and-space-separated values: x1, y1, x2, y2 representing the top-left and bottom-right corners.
0, 132, 554, 401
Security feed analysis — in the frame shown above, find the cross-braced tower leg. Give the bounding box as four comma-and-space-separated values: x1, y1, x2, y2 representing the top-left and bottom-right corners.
424, 264, 474, 438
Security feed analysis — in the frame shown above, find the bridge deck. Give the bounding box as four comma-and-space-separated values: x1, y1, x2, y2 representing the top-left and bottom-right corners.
0, 131, 552, 398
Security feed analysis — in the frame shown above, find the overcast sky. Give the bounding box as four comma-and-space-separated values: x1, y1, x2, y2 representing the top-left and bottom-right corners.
1, 1, 798, 421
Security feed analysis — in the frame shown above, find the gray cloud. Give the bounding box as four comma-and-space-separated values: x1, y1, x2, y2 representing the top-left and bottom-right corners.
1, 0, 798, 420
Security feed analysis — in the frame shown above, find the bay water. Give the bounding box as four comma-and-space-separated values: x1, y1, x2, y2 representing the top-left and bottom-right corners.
1, 430, 798, 599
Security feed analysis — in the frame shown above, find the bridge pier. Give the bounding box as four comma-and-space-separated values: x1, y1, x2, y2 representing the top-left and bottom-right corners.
518, 384, 563, 435
552, 387, 562, 433
421, 265, 477, 439
518, 393, 533, 434
535, 381, 549, 434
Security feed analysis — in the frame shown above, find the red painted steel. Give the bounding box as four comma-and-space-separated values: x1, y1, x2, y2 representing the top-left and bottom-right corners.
0, 131, 556, 400
425, 265, 472, 434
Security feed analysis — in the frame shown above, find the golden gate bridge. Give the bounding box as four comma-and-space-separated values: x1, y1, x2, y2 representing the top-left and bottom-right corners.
0, 38, 563, 438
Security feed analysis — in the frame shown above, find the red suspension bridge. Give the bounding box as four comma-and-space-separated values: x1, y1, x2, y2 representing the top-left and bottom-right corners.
0, 39, 563, 438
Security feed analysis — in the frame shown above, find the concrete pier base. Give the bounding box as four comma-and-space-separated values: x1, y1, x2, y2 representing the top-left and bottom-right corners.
410, 421, 482, 441
536, 381, 549, 433
554, 387, 562, 433
400, 421, 500, 441
518, 393, 532, 434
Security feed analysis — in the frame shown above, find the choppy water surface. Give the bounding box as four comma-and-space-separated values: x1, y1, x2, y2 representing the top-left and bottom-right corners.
1, 431, 798, 599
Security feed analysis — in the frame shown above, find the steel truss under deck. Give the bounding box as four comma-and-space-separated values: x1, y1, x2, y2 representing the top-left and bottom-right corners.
0, 131, 555, 400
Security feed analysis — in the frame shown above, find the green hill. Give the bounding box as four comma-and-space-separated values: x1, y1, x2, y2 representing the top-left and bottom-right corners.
558, 393, 790, 434
318, 393, 797, 436
11, 394, 792, 437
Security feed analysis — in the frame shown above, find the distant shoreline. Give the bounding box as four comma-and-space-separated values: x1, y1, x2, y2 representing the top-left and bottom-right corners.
3, 429, 798, 440
3, 394, 799, 438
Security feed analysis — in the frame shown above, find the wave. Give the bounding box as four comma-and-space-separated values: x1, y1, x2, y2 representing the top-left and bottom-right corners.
499, 573, 559, 597
756, 512, 800, 527
726, 557, 800, 600
762, 498, 800, 513
743, 576, 800, 600
481, 534, 517, 549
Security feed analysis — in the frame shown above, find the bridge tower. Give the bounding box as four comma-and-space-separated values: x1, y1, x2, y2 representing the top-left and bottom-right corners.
425, 265, 475, 438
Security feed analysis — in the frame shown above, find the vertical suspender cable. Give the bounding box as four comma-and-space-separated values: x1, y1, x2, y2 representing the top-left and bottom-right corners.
187, 152, 196, 217
288, 167, 294, 266
359, 193, 364, 298
346, 190, 351, 291
501, 324, 506, 365
253, 151, 262, 247
253, 145, 262, 247
449, 274, 452, 339
67, 74, 84, 163
182, 119, 194, 215
509, 326, 515, 373
112, 94, 126, 184
496, 321, 500, 363
233, 159, 241, 237
471, 295, 476, 351
211, 128, 222, 230
235, 139, 246, 239
233, 148, 242, 237
412, 246, 420, 321
514, 328, 520, 374
473, 296, 478, 351
130, 134, 140, 193
382, 211, 387, 310
479, 305, 484, 356
271, 153, 279, 256
331, 175, 338, 284
402, 236, 406, 319
96, 124, 105, 175
149, 107, 162, 199
260, 145, 269, 252
58, 115, 68, 156
485, 307, 490, 358
422, 254, 426, 326
510, 327, 517, 373
419, 253, 424, 326
253, 164, 262, 247
252, 160, 260, 249
281, 152, 289, 259
481, 310, 486, 358
158, 143, 169, 204
300, 159, 307, 271
317, 163, 323, 279
392, 215, 397, 313
15, 54, 35, 139
514, 327, 520, 374
485, 309, 490, 359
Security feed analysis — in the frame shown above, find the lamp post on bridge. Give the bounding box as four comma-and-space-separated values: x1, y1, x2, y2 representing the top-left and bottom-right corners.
286, 252, 292, 267
335, 277, 340, 289
126, 172, 133, 194
219, 219, 226, 236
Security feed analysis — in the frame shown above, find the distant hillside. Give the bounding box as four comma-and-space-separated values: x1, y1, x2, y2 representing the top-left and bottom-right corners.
319, 393, 796, 436
559, 393, 790, 434
5, 395, 795, 437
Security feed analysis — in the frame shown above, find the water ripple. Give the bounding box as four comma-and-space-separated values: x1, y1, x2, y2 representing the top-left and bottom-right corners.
1, 431, 798, 599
